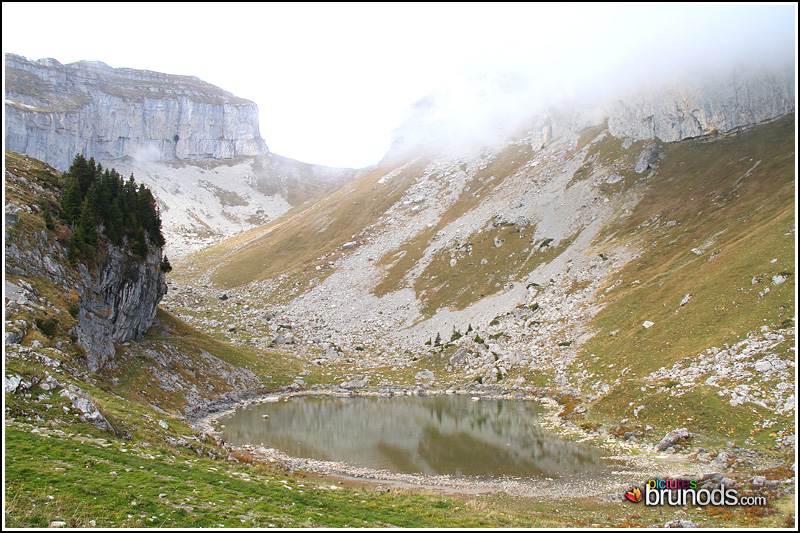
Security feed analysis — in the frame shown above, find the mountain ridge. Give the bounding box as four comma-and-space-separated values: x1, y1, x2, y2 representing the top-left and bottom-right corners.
5, 53, 269, 170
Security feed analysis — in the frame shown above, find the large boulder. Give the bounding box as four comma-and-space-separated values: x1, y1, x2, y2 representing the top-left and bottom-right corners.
656, 427, 693, 451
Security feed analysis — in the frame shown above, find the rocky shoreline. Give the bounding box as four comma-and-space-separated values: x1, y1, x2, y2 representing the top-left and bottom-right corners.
185, 387, 710, 499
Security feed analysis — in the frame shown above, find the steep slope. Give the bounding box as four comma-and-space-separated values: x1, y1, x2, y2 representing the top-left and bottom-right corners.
167, 64, 795, 455
100, 153, 361, 258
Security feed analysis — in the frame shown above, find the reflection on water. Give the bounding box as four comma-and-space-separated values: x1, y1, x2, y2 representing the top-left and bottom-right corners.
217, 395, 607, 479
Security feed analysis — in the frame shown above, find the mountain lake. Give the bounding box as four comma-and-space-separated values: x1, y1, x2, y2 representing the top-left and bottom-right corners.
215, 394, 609, 480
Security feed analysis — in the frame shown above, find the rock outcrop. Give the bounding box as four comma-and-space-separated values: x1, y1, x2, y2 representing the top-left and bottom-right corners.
5, 152, 167, 372
607, 65, 795, 142
5, 53, 269, 171
74, 245, 168, 372
388, 63, 795, 156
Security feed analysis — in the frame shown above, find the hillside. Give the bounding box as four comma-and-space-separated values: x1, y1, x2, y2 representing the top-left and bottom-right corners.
6, 152, 581, 528
4, 57, 796, 526
166, 108, 796, 496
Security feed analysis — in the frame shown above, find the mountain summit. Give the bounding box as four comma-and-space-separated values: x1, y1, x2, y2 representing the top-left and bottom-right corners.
5, 53, 269, 171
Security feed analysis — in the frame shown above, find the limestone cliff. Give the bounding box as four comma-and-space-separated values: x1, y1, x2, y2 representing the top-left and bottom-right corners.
5, 53, 269, 171
388, 63, 795, 156
606, 66, 796, 141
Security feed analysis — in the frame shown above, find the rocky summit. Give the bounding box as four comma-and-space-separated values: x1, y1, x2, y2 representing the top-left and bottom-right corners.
3, 55, 796, 529
5, 53, 268, 171
5, 53, 361, 258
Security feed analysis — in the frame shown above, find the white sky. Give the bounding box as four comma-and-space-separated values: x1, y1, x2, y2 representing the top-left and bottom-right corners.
3, 2, 797, 168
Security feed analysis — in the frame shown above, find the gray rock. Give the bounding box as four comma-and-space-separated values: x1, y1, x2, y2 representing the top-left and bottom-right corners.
415, 370, 435, 381
59, 387, 110, 430
5, 54, 268, 171
664, 519, 697, 528
634, 143, 664, 173
754, 359, 772, 372
340, 379, 366, 390
5, 330, 22, 345
656, 428, 692, 451
608, 65, 794, 144
713, 450, 734, 468
4, 374, 22, 393
73, 245, 167, 372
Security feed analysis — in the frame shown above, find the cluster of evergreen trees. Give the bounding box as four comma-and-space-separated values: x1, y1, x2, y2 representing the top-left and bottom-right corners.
58, 154, 170, 271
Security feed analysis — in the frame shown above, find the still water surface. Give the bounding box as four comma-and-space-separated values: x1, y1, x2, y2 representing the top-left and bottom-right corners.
217, 395, 608, 479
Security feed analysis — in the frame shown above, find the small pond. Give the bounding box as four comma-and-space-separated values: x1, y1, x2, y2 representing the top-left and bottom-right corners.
216, 394, 608, 479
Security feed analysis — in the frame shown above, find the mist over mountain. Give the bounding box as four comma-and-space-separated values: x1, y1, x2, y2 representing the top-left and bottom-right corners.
3, 28, 797, 528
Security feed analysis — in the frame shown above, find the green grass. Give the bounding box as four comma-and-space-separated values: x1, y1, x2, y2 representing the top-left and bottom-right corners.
191, 158, 428, 290
4, 423, 548, 528
576, 114, 796, 437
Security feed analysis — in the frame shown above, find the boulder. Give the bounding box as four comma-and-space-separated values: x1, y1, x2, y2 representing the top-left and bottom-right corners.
656, 428, 693, 451
415, 370, 435, 381
634, 143, 664, 173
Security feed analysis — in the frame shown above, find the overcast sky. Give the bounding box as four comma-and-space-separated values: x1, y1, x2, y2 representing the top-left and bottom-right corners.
3, 3, 796, 168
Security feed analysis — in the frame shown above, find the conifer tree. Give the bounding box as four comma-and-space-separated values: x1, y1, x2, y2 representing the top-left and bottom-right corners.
76, 199, 98, 247
61, 178, 84, 223
133, 227, 148, 257
160, 254, 172, 273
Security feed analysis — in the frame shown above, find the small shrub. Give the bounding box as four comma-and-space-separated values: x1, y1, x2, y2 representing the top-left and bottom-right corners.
35, 317, 57, 337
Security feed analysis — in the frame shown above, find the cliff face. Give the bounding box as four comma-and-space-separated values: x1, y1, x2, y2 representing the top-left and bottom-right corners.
5, 53, 269, 171
74, 245, 167, 372
4, 151, 167, 373
606, 66, 796, 141
388, 63, 795, 156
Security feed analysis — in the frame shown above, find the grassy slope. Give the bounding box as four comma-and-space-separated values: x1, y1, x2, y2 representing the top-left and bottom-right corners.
5, 106, 796, 527
3, 151, 545, 528
576, 115, 796, 445
184, 157, 430, 291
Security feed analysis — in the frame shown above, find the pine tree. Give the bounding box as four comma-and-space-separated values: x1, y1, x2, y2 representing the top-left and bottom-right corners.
76, 199, 97, 247
105, 198, 124, 245
61, 178, 84, 223
160, 254, 172, 273
69, 154, 94, 194
133, 227, 148, 257
39, 197, 56, 231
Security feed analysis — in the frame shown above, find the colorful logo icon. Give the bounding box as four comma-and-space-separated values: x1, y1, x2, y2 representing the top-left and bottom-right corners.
625, 487, 642, 503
